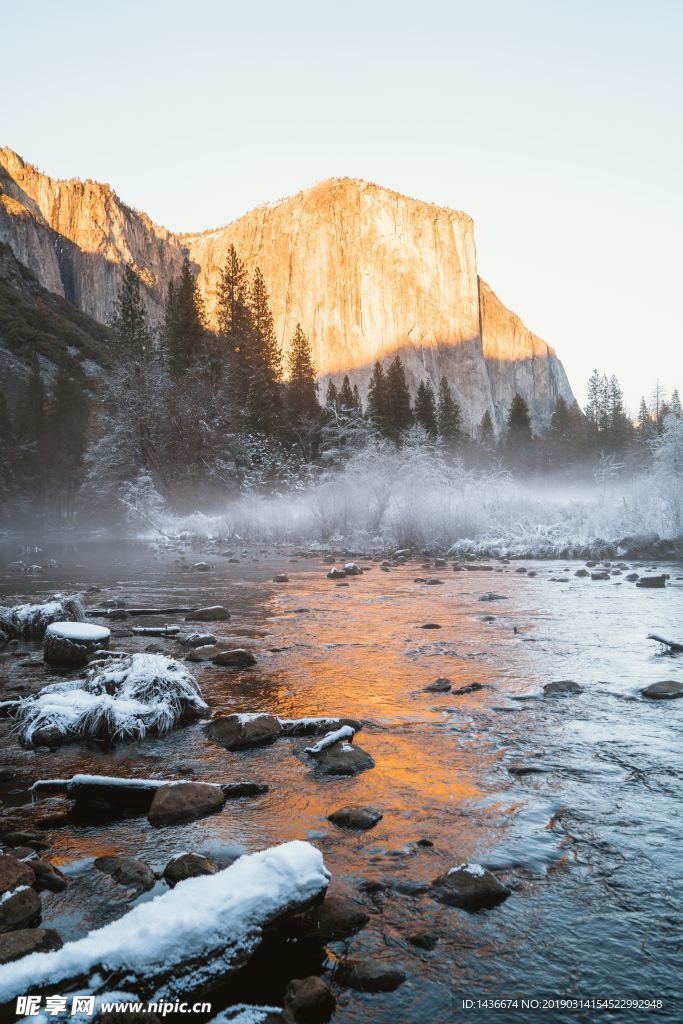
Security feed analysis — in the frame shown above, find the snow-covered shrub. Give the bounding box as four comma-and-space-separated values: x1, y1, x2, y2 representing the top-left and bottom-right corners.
13, 653, 207, 746
0, 593, 86, 640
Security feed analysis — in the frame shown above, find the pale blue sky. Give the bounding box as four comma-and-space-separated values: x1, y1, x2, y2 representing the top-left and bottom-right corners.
2, 0, 681, 410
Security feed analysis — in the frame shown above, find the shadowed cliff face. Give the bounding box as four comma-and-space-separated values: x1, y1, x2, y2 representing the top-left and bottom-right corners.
0, 148, 575, 432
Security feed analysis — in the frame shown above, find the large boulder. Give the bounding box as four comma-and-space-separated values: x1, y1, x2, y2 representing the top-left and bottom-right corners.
30, 859, 67, 893
148, 783, 226, 827
543, 680, 582, 696
284, 977, 335, 1023
431, 863, 510, 910
205, 714, 282, 750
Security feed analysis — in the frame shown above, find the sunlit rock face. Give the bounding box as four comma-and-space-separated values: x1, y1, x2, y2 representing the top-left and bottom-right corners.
0, 149, 575, 432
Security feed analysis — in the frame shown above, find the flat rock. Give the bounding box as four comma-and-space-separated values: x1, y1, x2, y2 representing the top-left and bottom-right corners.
641, 680, 683, 700
328, 806, 383, 831
185, 606, 230, 622
148, 782, 225, 827
543, 680, 582, 696
308, 739, 374, 776
0, 887, 41, 933
0, 854, 35, 894
273, 574, 289, 583
591, 571, 610, 581
335, 959, 406, 992
0, 927, 62, 965
284, 976, 336, 1023
636, 575, 668, 588
478, 592, 507, 602
452, 682, 485, 695
424, 678, 451, 693
163, 852, 218, 887
420, 623, 442, 629
205, 713, 282, 750
95, 855, 155, 894
212, 648, 257, 667
431, 863, 510, 910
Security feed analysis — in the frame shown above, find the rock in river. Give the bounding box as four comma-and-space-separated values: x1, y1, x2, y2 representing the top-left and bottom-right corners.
543, 680, 582, 696
0, 887, 41, 933
30, 859, 67, 893
298, 895, 369, 941
163, 852, 218, 887
185, 606, 230, 622
641, 680, 683, 700
212, 648, 257, 668
0, 927, 62, 965
284, 976, 336, 1023
335, 959, 407, 992
0, 854, 35, 895
431, 863, 510, 910
148, 782, 226, 827
308, 739, 374, 776
205, 713, 282, 750
328, 806, 383, 831
95, 855, 155, 894
424, 678, 452, 693
408, 930, 439, 950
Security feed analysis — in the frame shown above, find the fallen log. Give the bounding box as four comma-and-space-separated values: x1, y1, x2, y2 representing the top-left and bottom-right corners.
131, 625, 180, 637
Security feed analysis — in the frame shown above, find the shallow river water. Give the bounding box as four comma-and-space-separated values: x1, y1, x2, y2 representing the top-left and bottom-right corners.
0, 540, 682, 1023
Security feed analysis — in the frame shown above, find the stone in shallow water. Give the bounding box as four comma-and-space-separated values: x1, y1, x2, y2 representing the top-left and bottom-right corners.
205, 713, 282, 750
95, 855, 155, 894
0, 853, 35, 895
298, 895, 369, 941
0, 927, 62, 964
575, 568, 590, 577
636, 575, 668, 589
478, 592, 507, 601
148, 782, 225, 827
452, 682, 485, 695
284, 976, 336, 1023
431, 863, 510, 910
30, 858, 67, 893
185, 605, 230, 621
408, 929, 439, 950
423, 678, 452, 693
163, 852, 218, 887
308, 740, 375, 776
335, 959, 407, 992
0, 887, 41, 933
328, 806, 383, 830
212, 648, 257, 667
543, 680, 582, 696
273, 574, 289, 583
420, 622, 442, 629
641, 680, 683, 700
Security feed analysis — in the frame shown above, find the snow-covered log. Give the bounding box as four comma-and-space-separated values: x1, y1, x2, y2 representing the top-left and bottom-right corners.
0, 841, 329, 1007
305, 725, 355, 754
44, 622, 111, 666
11, 653, 207, 746
31, 774, 266, 813
0, 594, 86, 640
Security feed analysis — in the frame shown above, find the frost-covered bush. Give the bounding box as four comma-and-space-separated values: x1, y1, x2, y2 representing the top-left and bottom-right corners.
13, 653, 208, 746
0, 593, 86, 640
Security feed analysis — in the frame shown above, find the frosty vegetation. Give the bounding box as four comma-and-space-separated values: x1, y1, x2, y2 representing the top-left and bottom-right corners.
11, 653, 207, 746
2, 246, 682, 557
0, 593, 86, 640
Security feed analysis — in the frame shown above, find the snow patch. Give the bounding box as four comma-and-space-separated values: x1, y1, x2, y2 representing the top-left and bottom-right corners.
305, 725, 355, 754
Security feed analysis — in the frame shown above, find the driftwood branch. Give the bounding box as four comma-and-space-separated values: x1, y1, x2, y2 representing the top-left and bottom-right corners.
647, 633, 683, 653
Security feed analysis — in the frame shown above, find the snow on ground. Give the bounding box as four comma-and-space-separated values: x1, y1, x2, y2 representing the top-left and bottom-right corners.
12, 653, 207, 745
0, 841, 330, 1005
0, 594, 86, 640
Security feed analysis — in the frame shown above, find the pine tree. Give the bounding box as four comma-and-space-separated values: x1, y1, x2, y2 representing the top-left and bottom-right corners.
14, 353, 49, 502
479, 410, 495, 446
247, 268, 283, 432
216, 244, 253, 412
366, 361, 388, 433
352, 384, 363, 415
286, 323, 319, 421
385, 355, 413, 439
325, 380, 339, 409
163, 253, 207, 375
338, 375, 355, 411
437, 377, 461, 442
671, 389, 682, 418
49, 365, 89, 517
505, 393, 533, 461
414, 379, 438, 437
110, 263, 153, 364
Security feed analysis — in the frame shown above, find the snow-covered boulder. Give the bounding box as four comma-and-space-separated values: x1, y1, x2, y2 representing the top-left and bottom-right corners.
0, 594, 86, 641
0, 841, 330, 1007
11, 654, 207, 747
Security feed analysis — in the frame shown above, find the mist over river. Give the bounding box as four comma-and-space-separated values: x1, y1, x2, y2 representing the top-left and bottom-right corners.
0, 539, 681, 1023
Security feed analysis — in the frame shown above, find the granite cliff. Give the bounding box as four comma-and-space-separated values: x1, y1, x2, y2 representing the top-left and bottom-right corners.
0, 148, 574, 432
